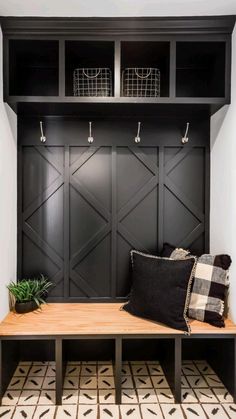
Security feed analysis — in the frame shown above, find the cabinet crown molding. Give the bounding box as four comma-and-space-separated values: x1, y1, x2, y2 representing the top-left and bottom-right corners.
0, 16, 235, 36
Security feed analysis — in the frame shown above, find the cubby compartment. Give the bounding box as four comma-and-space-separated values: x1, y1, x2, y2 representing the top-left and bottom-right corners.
9, 40, 59, 96
182, 338, 236, 398
121, 42, 170, 97
65, 41, 114, 96
0, 340, 56, 401
63, 339, 115, 361
176, 42, 226, 97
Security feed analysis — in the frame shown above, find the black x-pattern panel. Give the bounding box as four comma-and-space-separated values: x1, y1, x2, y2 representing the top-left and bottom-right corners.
19, 144, 208, 300
117, 146, 159, 252
21, 146, 65, 293
163, 147, 206, 250
69, 147, 112, 298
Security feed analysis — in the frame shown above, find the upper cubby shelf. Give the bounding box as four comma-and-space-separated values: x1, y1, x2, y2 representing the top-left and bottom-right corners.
9, 40, 59, 96
176, 42, 226, 98
65, 41, 114, 97
1, 16, 235, 113
120, 41, 170, 97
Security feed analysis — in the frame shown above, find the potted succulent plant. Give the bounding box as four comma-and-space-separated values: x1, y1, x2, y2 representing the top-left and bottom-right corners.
7, 275, 53, 314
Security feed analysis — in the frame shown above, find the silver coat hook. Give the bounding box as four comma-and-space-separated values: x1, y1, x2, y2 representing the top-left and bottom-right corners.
40, 121, 46, 143
181, 122, 189, 144
135, 121, 141, 143
88, 121, 94, 144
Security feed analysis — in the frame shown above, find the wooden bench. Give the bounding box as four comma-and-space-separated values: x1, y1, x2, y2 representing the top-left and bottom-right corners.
0, 303, 235, 405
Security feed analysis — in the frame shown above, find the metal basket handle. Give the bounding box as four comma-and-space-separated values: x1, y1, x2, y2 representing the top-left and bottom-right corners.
135, 68, 152, 79
83, 69, 101, 79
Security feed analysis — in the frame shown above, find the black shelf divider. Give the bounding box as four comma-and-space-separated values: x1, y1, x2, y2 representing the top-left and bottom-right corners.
114, 40, 121, 98
59, 39, 65, 97
169, 40, 176, 99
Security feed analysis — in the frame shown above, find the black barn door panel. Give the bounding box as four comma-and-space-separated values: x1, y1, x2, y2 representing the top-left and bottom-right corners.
163, 147, 206, 255
69, 147, 112, 298
116, 147, 159, 297
21, 146, 65, 297
19, 135, 208, 300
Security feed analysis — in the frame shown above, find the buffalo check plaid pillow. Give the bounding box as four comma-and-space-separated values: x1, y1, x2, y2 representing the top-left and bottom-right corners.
161, 244, 232, 327
188, 254, 231, 327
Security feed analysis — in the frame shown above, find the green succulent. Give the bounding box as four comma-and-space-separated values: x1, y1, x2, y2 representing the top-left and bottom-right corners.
7, 275, 53, 307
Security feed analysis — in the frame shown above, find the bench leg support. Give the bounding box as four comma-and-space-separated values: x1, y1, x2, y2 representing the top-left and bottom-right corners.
234, 338, 236, 403
0, 340, 2, 406
115, 337, 122, 404
174, 337, 182, 403
55, 338, 63, 405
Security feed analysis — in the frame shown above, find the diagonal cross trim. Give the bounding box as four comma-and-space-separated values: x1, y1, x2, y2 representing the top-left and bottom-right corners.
165, 147, 194, 176
179, 223, 205, 249
70, 146, 99, 176
35, 146, 64, 175
129, 147, 159, 176
23, 175, 64, 222
165, 177, 204, 223
70, 222, 112, 269
118, 176, 158, 223
23, 223, 63, 270
70, 177, 111, 223
50, 269, 64, 285
69, 269, 98, 298
118, 223, 149, 253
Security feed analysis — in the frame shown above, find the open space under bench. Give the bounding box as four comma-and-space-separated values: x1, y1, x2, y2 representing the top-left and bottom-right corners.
0, 303, 235, 405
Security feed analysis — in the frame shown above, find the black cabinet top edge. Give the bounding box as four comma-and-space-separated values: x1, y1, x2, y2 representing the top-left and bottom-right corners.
16, 102, 212, 118
0, 15, 235, 36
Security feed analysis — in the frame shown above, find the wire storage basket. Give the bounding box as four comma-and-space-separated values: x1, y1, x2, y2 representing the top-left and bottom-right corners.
73, 68, 112, 97
122, 67, 160, 97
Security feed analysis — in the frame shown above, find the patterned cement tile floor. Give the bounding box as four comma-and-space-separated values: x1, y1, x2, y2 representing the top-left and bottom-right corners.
1, 359, 236, 418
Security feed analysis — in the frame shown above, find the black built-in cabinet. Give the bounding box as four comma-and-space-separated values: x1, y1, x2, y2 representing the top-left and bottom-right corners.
0, 16, 235, 301
1, 16, 235, 110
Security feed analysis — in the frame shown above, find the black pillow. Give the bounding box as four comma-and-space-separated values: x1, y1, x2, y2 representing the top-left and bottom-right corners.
161, 243, 176, 257
123, 250, 196, 333
161, 243, 190, 259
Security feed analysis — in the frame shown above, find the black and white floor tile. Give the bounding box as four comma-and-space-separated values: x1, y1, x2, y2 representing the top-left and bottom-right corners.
33, 406, 56, 419
121, 376, 134, 388
38, 390, 56, 405
1, 360, 236, 418
62, 389, 79, 405
98, 390, 115, 404
99, 405, 119, 419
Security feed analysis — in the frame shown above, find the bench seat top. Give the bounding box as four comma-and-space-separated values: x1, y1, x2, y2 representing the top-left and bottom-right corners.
0, 303, 235, 337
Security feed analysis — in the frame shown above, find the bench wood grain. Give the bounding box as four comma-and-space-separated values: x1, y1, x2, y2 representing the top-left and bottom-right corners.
0, 303, 235, 336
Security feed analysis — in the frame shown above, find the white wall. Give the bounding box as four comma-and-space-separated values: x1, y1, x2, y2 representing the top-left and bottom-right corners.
0, 2, 235, 322
210, 26, 236, 321
0, 0, 235, 17
0, 28, 17, 320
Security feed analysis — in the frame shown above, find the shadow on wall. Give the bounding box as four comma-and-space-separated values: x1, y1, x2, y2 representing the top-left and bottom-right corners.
210, 104, 229, 149
0, 102, 17, 320
4, 103, 17, 140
